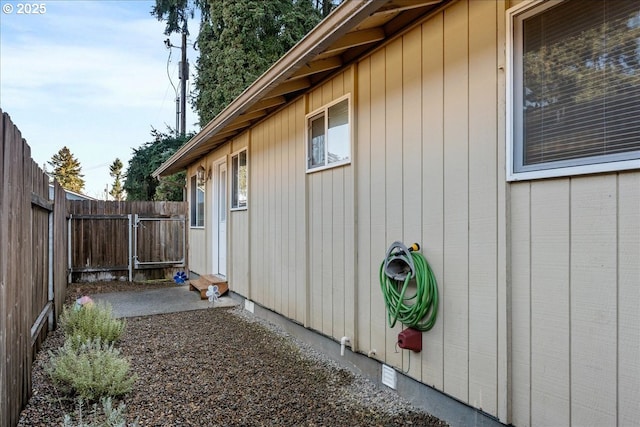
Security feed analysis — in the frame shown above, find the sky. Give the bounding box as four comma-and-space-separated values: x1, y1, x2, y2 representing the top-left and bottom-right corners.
0, 0, 199, 198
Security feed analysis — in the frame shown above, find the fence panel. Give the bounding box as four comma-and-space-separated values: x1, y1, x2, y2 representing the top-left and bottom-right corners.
67, 201, 188, 282
0, 109, 67, 427
135, 216, 186, 266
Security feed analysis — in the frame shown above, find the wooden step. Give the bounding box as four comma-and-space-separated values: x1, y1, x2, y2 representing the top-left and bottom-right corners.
189, 274, 228, 300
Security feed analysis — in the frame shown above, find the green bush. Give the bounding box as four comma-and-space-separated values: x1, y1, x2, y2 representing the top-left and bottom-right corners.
60, 302, 125, 347
47, 337, 137, 401
63, 397, 139, 427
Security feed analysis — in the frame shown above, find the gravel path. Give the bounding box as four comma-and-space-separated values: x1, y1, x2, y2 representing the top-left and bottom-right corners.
18, 283, 446, 426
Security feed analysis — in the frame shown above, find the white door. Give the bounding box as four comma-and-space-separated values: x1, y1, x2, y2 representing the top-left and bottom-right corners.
217, 164, 227, 277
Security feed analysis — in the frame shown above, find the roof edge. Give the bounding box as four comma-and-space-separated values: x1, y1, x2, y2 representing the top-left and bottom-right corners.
153, 0, 384, 178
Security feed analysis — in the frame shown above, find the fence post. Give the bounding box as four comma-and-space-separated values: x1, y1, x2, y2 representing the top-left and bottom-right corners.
128, 214, 133, 282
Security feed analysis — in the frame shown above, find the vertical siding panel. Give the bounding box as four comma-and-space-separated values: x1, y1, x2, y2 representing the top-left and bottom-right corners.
442, 0, 469, 402
287, 105, 296, 319
421, 13, 445, 390
343, 68, 356, 344
309, 172, 323, 331
281, 110, 290, 317
401, 26, 423, 378
468, 0, 498, 415
332, 167, 345, 339
356, 58, 372, 354
249, 125, 266, 304
369, 49, 387, 361
268, 119, 276, 309
495, 1, 509, 420
255, 124, 264, 304
249, 129, 257, 301
530, 180, 570, 426
332, 67, 347, 340
385, 38, 404, 369
321, 170, 333, 336
296, 100, 307, 324
570, 176, 617, 426
510, 183, 531, 427
247, 126, 263, 301
618, 173, 640, 426
274, 111, 284, 315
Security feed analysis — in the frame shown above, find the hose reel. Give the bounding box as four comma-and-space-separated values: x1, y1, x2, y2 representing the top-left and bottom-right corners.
380, 241, 439, 338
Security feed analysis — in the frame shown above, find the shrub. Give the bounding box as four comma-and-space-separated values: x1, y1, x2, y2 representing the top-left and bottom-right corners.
60, 302, 126, 347
47, 337, 137, 401
63, 397, 139, 427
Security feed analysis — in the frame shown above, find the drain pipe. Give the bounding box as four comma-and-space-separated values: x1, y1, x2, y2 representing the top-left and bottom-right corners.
340, 336, 351, 356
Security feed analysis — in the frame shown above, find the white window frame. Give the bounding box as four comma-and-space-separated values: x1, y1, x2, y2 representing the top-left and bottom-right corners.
305, 94, 352, 173
230, 148, 248, 211
189, 174, 205, 228
506, 0, 640, 181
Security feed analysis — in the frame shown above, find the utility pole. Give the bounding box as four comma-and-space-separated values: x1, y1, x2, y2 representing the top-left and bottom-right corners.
179, 30, 188, 137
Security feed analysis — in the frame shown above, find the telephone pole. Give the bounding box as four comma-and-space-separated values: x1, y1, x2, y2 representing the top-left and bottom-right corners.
180, 30, 188, 137
166, 33, 189, 138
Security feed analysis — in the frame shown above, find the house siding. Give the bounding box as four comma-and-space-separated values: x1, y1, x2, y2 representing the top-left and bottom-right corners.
510, 173, 640, 427
354, 0, 503, 416
249, 98, 307, 324
307, 68, 356, 341
229, 134, 250, 297
185, 0, 640, 425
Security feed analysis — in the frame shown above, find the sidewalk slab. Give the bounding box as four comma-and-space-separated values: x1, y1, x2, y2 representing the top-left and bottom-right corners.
90, 285, 237, 318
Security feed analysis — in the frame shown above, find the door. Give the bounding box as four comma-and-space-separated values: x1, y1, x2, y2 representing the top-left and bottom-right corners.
217, 163, 227, 277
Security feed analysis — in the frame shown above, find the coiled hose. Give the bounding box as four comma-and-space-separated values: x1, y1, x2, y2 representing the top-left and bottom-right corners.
379, 249, 439, 332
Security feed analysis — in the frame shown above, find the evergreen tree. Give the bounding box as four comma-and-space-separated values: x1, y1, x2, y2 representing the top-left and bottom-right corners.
153, 0, 341, 126
151, 0, 205, 35
124, 129, 190, 201
48, 146, 85, 193
193, 0, 324, 124
109, 158, 125, 201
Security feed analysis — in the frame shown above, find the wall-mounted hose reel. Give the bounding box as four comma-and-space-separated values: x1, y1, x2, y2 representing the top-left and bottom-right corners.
380, 241, 439, 352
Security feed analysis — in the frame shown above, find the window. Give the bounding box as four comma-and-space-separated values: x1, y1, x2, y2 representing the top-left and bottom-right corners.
306, 95, 351, 172
508, 0, 640, 180
190, 175, 205, 227
231, 149, 247, 210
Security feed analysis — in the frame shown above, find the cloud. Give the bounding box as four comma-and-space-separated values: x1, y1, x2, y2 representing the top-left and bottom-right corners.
0, 0, 199, 197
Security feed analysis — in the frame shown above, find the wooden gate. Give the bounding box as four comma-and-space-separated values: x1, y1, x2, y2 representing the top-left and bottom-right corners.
67, 201, 188, 282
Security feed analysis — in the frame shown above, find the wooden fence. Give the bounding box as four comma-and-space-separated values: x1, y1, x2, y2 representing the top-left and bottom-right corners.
0, 110, 68, 427
67, 201, 188, 282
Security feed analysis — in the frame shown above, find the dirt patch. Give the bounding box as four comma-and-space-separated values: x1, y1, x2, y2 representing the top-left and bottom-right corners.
19, 307, 446, 426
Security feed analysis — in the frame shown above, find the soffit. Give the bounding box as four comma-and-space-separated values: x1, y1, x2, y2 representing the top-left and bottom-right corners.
154, 0, 444, 177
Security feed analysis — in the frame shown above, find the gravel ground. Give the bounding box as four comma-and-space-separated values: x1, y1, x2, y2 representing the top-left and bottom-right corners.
18, 282, 446, 426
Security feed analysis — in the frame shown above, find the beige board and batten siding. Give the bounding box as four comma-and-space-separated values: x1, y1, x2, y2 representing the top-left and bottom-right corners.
229, 133, 250, 297
249, 97, 307, 324
306, 68, 356, 342
355, 0, 504, 418
510, 173, 640, 427
188, 159, 206, 275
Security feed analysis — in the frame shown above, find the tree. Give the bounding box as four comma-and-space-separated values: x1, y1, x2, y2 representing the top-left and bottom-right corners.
193, 0, 324, 124
153, 0, 342, 126
151, 0, 204, 35
124, 129, 190, 201
48, 146, 85, 193
109, 158, 125, 201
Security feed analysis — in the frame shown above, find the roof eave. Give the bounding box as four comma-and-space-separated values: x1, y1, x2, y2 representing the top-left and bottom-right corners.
153, 0, 385, 178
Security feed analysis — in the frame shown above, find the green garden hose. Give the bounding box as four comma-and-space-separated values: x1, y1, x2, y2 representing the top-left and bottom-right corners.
379, 245, 439, 332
